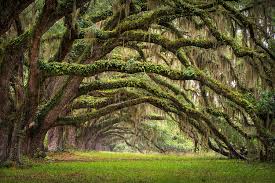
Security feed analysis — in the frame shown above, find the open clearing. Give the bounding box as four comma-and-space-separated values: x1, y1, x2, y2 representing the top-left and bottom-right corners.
1, 151, 275, 183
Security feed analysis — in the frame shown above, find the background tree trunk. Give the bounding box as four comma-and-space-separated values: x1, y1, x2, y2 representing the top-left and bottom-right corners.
0, 127, 12, 162
47, 127, 64, 151
65, 127, 76, 149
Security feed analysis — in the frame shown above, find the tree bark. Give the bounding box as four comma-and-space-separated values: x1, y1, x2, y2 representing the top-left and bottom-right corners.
47, 127, 64, 151
65, 127, 76, 148
0, 126, 12, 162
24, 129, 47, 158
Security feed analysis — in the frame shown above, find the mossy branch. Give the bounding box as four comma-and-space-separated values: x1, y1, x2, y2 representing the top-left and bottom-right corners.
40, 59, 256, 117
57, 97, 173, 125
39, 59, 198, 79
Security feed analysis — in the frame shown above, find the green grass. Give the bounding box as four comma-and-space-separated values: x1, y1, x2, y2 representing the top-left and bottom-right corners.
0, 151, 275, 183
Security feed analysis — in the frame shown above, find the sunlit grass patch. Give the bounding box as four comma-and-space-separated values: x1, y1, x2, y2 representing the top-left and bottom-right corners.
48, 150, 223, 161
1, 151, 275, 183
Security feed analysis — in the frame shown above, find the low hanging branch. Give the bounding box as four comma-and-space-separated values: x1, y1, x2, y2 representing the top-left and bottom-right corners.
40, 59, 255, 115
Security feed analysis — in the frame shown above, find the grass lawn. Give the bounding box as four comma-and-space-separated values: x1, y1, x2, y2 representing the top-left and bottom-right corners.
0, 151, 274, 183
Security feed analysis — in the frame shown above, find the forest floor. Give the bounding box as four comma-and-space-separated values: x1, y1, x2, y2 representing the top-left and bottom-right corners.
0, 151, 275, 183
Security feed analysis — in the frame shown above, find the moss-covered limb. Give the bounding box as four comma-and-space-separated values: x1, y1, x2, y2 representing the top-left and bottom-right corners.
196, 71, 271, 141
206, 108, 254, 139
40, 58, 259, 124
194, 1, 218, 10
120, 30, 217, 51
40, 59, 256, 120
78, 28, 217, 51
86, 77, 198, 116
208, 138, 230, 157
104, 0, 194, 32
114, 7, 172, 31
78, 76, 193, 115
158, 22, 183, 38
239, 0, 265, 12
148, 74, 195, 108
78, 3, 210, 42
56, 97, 153, 125
154, 52, 171, 66
90, 122, 124, 142
189, 110, 246, 159
195, 71, 272, 142
3, 29, 33, 52
181, 117, 209, 142
93, 116, 130, 130
103, 10, 124, 31
106, 132, 144, 153
71, 96, 109, 109
142, 115, 166, 121
217, 0, 257, 29
79, 76, 170, 99
116, 30, 213, 72
103, 126, 134, 137
78, 23, 216, 51
175, 48, 192, 67
199, 14, 265, 59
124, 42, 146, 61
102, 0, 140, 31
71, 94, 137, 110
32, 79, 71, 130
102, 0, 153, 31
85, 88, 140, 99
57, 93, 182, 127
168, 90, 246, 159
179, 113, 243, 159
78, 6, 196, 40
195, 70, 254, 112
84, 116, 128, 140
1, 30, 32, 67
89, 10, 113, 23
218, 0, 275, 61
136, 126, 166, 153
94, 119, 121, 133
171, 1, 266, 59
39, 59, 198, 80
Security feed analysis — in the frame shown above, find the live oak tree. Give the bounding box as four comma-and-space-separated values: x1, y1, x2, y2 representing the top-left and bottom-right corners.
0, 0, 274, 165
